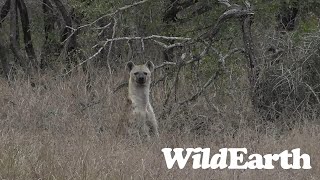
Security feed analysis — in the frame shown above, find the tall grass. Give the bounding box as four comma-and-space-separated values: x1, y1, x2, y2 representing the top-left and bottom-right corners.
0, 69, 319, 179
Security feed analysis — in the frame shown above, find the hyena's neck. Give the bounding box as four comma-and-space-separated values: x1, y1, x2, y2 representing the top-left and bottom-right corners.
128, 82, 150, 111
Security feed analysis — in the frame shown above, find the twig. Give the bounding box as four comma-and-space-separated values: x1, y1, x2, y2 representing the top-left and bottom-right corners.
62, 0, 150, 43
62, 42, 107, 76
304, 82, 320, 104
97, 35, 191, 45
178, 65, 223, 105
86, 0, 149, 27
97, 22, 112, 36
64, 35, 191, 75
113, 81, 128, 93
106, 17, 117, 75
155, 61, 176, 70
153, 40, 184, 49
178, 47, 244, 105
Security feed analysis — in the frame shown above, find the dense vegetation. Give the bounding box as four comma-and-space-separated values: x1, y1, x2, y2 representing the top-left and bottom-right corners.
0, 0, 319, 179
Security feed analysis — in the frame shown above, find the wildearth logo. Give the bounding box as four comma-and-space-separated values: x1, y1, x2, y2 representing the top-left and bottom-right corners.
161, 148, 311, 169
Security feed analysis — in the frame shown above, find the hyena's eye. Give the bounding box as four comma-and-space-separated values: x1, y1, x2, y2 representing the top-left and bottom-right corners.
134, 72, 138, 75
143, 72, 147, 75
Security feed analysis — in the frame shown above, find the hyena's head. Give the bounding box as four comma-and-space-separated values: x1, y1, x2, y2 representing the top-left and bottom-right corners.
126, 61, 154, 86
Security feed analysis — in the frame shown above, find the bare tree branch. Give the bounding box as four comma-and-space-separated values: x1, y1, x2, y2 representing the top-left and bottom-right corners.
153, 40, 184, 50
97, 35, 191, 45
62, 0, 150, 43
163, 0, 199, 23
179, 48, 244, 105
202, 1, 254, 40
86, 0, 149, 28
63, 35, 191, 75
62, 43, 107, 76
52, 0, 78, 70
106, 17, 117, 75
52, 0, 76, 51
155, 61, 176, 70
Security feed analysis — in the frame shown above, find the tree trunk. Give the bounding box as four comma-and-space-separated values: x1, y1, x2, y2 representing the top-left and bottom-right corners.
43, 0, 55, 42
17, 0, 37, 69
242, 15, 260, 110
0, 42, 9, 79
52, 0, 77, 68
277, 1, 298, 32
0, 0, 10, 26
15, 0, 19, 47
41, 0, 56, 69
52, 0, 75, 50
0, 0, 11, 79
9, 0, 28, 72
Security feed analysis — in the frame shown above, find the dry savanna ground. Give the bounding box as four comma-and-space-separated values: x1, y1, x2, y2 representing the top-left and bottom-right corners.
0, 70, 319, 180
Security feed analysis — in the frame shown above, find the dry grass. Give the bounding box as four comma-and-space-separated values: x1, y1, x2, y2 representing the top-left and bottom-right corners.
0, 70, 319, 180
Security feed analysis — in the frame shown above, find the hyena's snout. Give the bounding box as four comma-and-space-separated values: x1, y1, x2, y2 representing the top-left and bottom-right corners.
135, 72, 147, 84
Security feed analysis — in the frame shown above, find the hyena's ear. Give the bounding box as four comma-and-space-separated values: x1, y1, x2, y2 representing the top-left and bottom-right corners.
126, 61, 135, 72
146, 61, 154, 72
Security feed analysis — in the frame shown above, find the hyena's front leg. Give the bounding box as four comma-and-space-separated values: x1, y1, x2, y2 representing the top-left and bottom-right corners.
146, 112, 159, 137
147, 120, 159, 138
139, 122, 150, 142
145, 105, 159, 137
135, 112, 150, 142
